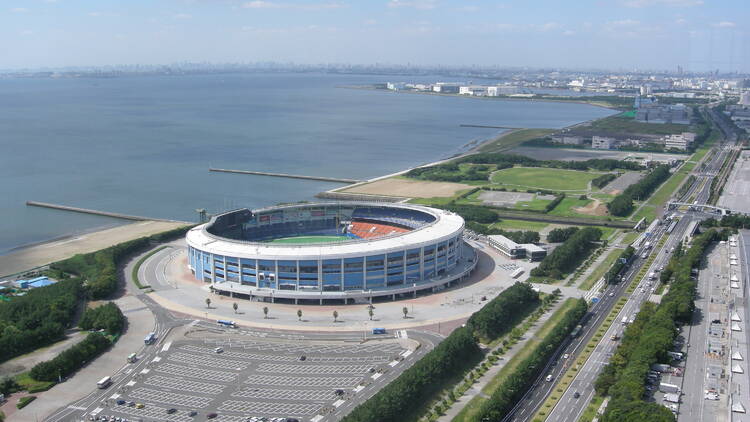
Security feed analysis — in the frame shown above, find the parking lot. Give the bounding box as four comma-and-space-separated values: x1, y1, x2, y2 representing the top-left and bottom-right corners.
88, 329, 409, 422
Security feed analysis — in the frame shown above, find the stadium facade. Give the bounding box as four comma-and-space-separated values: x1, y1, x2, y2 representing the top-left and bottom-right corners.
185, 203, 477, 303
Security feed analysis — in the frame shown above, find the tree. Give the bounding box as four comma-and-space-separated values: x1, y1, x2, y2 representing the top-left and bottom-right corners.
333, 310, 339, 322
297, 309, 303, 321
402, 307, 409, 319
205, 298, 211, 309
232, 303, 238, 314
368, 308, 374, 321
263, 306, 269, 319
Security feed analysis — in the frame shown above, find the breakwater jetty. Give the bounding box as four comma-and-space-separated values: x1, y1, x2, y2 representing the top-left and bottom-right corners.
209, 168, 363, 184
26, 201, 186, 223
459, 124, 521, 129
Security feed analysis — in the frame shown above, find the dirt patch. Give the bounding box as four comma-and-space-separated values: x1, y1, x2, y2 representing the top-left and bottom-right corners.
574, 199, 609, 216
343, 178, 474, 198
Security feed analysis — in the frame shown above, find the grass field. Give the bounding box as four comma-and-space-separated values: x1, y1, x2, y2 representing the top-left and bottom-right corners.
491, 219, 549, 232
546, 197, 594, 217
268, 236, 347, 244
491, 167, 598, 191
478, 128, 556, 153
579, 247, 625, 290
514, 197, 553, 212
453, 298, 580, 422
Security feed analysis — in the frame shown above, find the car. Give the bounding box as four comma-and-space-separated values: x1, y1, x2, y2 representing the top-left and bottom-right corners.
207, 413, 218, 419
214, 347, 223, 353
608, 292, 615, 297
127, 401, 135, 407
368, 367, 376, 373
545, 374, 553, 382
646, 385, 654, 391
135, 403, 145, 409
167, 408, 177, 414
335, 389, 344, 396
117, 399, 126, 405
299, 355, 307, 361
573, 391, 580, 398
188, 411, 198, 417
286, 419, 300, 422
563, 353, 569, 359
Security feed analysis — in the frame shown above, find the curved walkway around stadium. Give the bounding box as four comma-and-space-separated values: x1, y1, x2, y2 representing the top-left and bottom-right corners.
133, 239, 583, 332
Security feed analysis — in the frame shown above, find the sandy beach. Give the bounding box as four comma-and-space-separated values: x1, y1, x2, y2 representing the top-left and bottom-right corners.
0, 220, 188, 278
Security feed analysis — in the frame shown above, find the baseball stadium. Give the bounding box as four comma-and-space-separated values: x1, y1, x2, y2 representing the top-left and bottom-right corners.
185, 203, 477, 304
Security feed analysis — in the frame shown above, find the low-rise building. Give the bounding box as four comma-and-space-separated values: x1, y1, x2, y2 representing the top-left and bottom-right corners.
459, 85, 487, 96
663, 132, 696, 151
592, 136, 616, 149
550, 134, 584, 145
635, 103, 691, 124
488, 235, 547, 261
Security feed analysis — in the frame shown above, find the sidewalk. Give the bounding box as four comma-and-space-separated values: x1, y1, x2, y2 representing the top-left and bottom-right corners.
437, 298, 566, 421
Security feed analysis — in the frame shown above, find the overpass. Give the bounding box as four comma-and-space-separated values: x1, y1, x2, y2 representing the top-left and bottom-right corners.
666, 201, 734, 216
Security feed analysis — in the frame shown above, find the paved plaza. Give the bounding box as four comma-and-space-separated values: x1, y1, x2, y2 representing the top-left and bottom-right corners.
91, 326, 412, 422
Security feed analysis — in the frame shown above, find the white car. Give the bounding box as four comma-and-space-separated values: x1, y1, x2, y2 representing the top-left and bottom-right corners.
563, 353, 569, 359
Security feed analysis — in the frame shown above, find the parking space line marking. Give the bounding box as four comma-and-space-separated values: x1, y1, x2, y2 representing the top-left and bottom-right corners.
311, 416, 324, 422
333, 399, 345, 408
353, 385, 364, 393
388, 361, 399, 367
371, 373, 382, 380
153, 356, 161, 362
401, 350, 413, 358
161, 341, 172, 352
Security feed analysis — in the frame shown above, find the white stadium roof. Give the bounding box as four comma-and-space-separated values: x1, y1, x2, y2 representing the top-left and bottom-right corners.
187, 204, 465, 260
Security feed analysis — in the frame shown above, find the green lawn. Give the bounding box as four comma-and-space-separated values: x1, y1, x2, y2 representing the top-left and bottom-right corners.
491, 167, 598, 191
514, 197, 553, 212
579, 247, 625, 290
478, 128, 556, 153
453, 298, 580, 422
546, 197, 594, 217
268, 236, 347, 244
491, 219, 549, 232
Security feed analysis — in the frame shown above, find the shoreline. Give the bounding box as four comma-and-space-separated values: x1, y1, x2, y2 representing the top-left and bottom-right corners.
338, 84, 624, 112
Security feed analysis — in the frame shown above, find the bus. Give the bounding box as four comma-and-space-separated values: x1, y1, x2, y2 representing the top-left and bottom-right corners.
372, 328, 387, 335
127, 353, 137, 363
97, 376, 112, 389
570, 324, 582, 338
144, 332, 156, 345
217, 320, 237, 328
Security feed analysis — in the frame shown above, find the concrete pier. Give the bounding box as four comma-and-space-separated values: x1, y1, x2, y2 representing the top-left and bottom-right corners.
26, 201, 186, 223
209, 168, 362, 184
459, 124, 521, 129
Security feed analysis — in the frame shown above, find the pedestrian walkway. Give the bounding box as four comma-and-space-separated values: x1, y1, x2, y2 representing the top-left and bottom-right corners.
564, 232, 626, 290
437, 298, 566, 421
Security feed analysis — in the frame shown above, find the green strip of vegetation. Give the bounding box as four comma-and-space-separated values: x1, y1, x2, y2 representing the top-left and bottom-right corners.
531, 227, 602, 280
491, 219, 549, 232
478, 129, 556, 153
455, 298, 588, 422
342, 283, 542, 422
16, 396, 36, 409
579, 247, 625, 291
131, 245, 169, 289
608, 165, 671, 217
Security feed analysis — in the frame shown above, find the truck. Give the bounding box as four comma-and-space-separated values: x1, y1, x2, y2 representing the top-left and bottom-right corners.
144, 332, 156, 345
127, 353, 137, 363
610, 333, 621, 341
644, 241, 652, 250
648, 272, 656, 281
571, 324, 582, 338
217, 319, 236, 328
621, 316, 629, 325
659, 383, 680, 394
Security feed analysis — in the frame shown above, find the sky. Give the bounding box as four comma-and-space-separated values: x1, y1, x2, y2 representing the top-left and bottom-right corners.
1, 0, 749, 72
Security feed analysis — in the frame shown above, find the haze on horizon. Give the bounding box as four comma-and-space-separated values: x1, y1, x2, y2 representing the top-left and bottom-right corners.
1, 0, 749, 73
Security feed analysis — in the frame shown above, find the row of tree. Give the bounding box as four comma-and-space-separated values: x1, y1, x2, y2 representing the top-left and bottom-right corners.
342, 283, 544, 422
465, 221, 540, 244
79, 302, 126, 334
604, 246, 635, 284
607, 165, 671, 217
702, 214, 750, 229
0, 278, 82, 363
544, 194, 566, 213
29, 333, 113, 382
475, 298, 589, 421
439, 204, 499, 224
592, 173, 618, 189
52, 225, 193, 299
547, 226, 579, 243
595, 230, 719, 422
466, 282, 540, 340
530, 227, 602, 279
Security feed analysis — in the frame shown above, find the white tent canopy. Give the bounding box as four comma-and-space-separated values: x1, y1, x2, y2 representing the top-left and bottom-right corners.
732, 322, 743, 332
733, 351, 744, 361
732, 364, 744, 374
732, 312, 742, 322
732, 401, 746, 413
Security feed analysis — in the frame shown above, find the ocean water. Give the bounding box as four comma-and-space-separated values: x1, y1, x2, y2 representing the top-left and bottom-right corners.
0, 73, 614, 254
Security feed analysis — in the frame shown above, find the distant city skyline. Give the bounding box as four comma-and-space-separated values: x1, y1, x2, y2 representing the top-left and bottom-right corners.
1, 0, 749, 72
